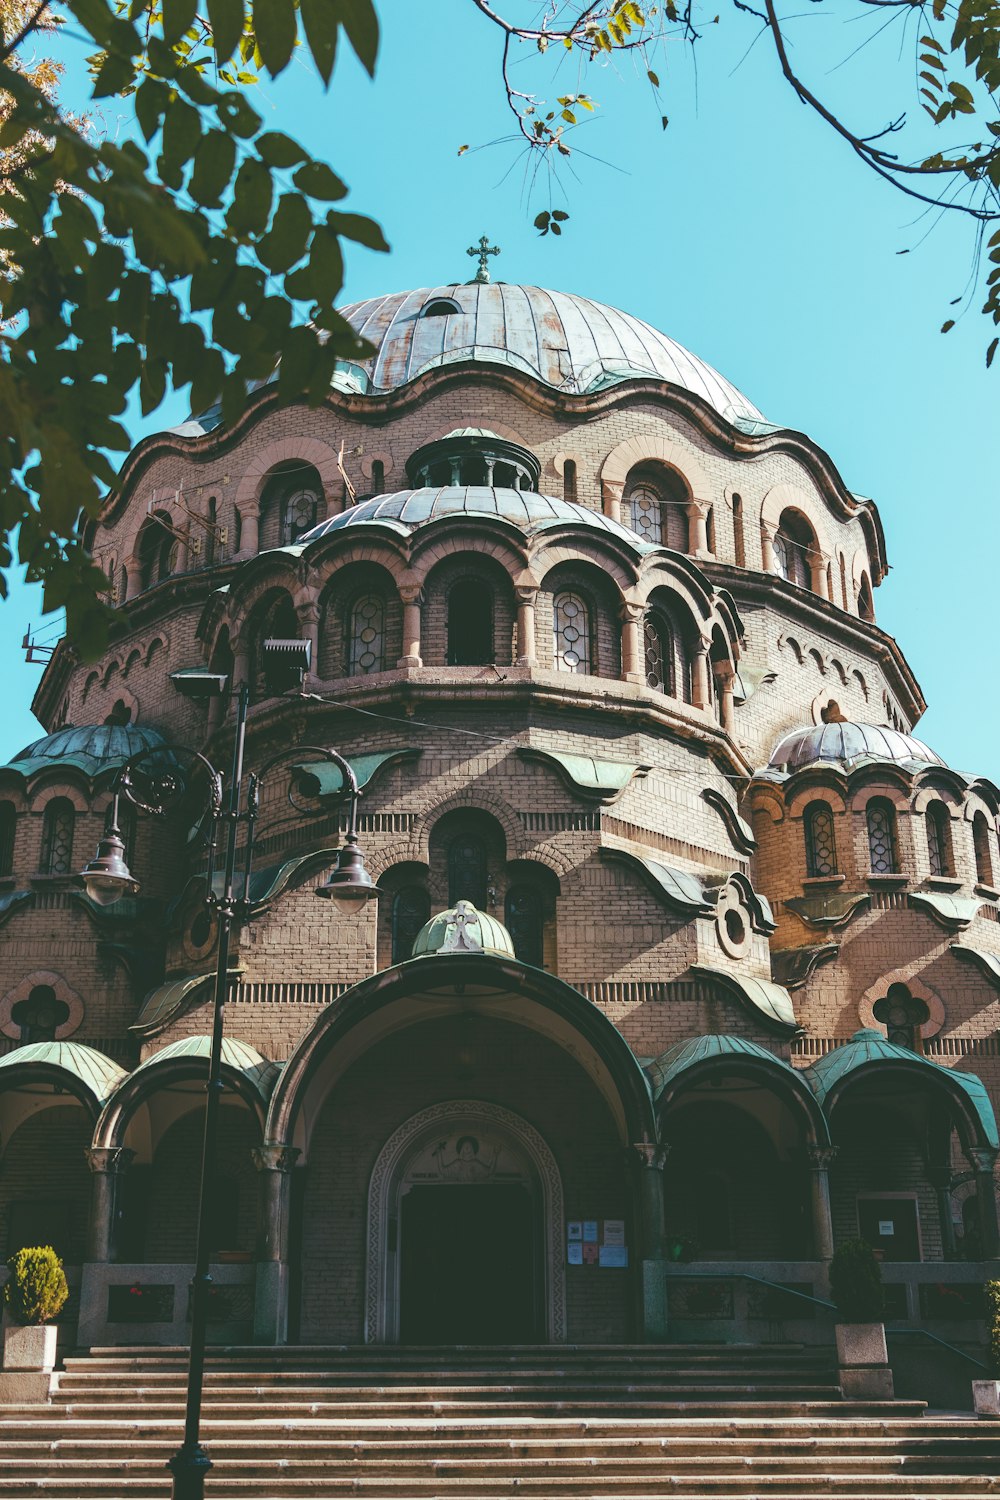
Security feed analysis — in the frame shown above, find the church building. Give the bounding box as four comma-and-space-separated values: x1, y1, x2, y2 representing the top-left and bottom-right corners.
1, 257, 998, 1371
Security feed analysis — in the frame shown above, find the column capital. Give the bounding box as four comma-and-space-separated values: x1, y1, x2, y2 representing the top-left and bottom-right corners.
969, 1146, 998, 1174
619, 600, 645, 625
514, 583, 538, 606
806, 1143, 839, 1171
252, 1144, 301, 1174
398, 584, 424, 607
631, 1139, 669, 1170
85, 1146, 135, 1175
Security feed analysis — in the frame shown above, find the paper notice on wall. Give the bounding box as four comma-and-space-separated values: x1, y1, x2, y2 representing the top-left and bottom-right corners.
582, 1242, 599, 1265
582, 1221, 599, 1243
567, 1242, 583, 1265
599, 1245, 628, 1268
878, 1220, 895, 1236
567, 1221, 582, 1241
603, 1220, 626, 1246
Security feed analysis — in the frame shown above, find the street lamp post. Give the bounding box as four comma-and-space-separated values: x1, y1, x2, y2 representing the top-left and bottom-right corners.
78, 657, 380, 1500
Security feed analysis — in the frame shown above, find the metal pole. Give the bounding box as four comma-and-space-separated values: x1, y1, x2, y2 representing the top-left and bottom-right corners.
168, 683, 250, 1500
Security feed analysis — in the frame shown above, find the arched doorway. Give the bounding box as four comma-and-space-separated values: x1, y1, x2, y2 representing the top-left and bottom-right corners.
366, 1099, 564, 1344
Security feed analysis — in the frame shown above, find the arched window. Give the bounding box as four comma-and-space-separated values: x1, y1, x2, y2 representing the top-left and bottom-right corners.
926, 800, 954, 878
391, 886, 430, 963
281, 486, 319, 545
732, 493, 745, 568
623, 483, 663, 545
448, 831, 489, 908
973, 812, 995, 887
866, 797, 899, 874
41, 798, 75, 875
447, 580, 494, 665
11, 985, 70, 1044
348, 594, 385, 676
421, 298, 460, 318
138, 513, 175, 591
505, 885, 544, 967
839, 554, 850, 610
774, 510, 815, 590
563, 459, 577, 504
251, 593, 301, 694
0, 801, 16, 876
643, 613, 675, 696
232, 508, 243, 553
705, 506, 716, 556
371, 459, 385, 496
804, 801, 838, 877
553, 592, 591, 674
858, 574, 875, 622
872, 983, 929, 1054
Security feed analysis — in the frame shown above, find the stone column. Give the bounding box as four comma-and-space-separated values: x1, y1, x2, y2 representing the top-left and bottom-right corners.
692, 639, 712, 710
515, 586, 538, 667
968, 1147, 1000, 1260
620, 602, 645, 685
632, 1139, 669, 1342
252, 1145, 301, 1343
927, 1166, 957, 1260
806, 1144, 838, 1262
237, 504, 259, 559
686, 501, 710, 557
810, 555, 830, 600
714, 664, 736, 734
398, 586, 423, 668
602, 481, 623, 525
85, 1147, 135, 1263
760, 523, 775, 574
296, 601, 321, 687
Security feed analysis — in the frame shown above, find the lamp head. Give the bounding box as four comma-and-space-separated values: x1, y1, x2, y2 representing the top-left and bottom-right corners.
262, 637, 311, 691
315, 838, 380, 916
170, 669, 230, 699
78, 827, 140, 906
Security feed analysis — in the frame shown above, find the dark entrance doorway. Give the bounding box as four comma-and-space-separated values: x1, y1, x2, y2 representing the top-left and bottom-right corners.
399, 1183, 538, 1343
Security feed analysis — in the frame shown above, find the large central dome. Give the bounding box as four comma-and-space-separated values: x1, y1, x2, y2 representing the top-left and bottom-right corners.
338, 284, 766, 425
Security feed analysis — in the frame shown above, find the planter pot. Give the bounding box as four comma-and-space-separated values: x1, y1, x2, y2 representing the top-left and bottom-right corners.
835, 1321, 894, 1401
973, 1380, 1000, 1419
0, 1317, 57, 1403
2, 1318, 56, 1373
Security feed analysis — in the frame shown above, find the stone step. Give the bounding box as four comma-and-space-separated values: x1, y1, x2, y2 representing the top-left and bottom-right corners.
45, 1397, 928, 1419
57, 1362, 837, 1382
52, 1381, 847, 1401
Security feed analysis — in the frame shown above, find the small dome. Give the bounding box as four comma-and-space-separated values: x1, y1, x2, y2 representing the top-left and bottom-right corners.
411, 900, 516, 961
766, 722, 943, 774
5, 723, 168, 779
300, 487, 655, 551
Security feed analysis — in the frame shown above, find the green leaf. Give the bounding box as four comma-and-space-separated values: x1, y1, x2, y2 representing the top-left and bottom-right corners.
253, 0, 297, 75
337, 0, 379, 77
162, 0, 198, 47
226, 157, 273, 237
189, 131, 238, 207
301, 0, 338, 82
647, 68, 660, 87
258, 193, 313, 272
941, 318, 955, 332
327, 211, 389, 252
134, 78, 169, 142
293, 160, 349, 200
207, 0, 245, 64
988, 336, 998, 367
257, 132, 308, 169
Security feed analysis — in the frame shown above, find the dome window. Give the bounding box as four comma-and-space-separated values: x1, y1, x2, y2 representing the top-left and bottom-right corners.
866, 797, 899, 875
973, 812, 995, 888
925, 800, 954, 878
774, 509, 816, 591
447, 579, 494, 666
41, 798, 75, 876
407, 430, 541, 491
804, 801, 837, 878
421, 298, 460, 318
349, 594, 386, 676
553, 592, 591, 674
391, 885, 430, 963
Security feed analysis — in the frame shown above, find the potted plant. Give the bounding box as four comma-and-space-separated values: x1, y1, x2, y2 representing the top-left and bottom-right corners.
829, 1238, 894, 1400
663, 1231, 698, 1264
972, 1279, 1000, 1417
1, 1246, 69, 1400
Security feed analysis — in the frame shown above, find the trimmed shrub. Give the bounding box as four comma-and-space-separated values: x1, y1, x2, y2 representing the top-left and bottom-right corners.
985, 1280, 1000, 1377
3, 1246, 69, 1326
829, 1239, 884, 1322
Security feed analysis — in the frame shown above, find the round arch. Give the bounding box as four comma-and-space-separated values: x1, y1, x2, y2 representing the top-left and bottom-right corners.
365, 1098, 565, 1343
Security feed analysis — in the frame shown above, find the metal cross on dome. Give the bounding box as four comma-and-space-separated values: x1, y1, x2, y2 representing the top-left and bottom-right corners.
467, 234, 501, 284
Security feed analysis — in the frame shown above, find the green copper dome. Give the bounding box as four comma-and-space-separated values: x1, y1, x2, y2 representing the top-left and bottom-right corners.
411, 900, 516, 960
4, 723, 167, 779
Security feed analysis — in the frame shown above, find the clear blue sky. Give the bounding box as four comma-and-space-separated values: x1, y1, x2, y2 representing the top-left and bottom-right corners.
2, 0, 996, 777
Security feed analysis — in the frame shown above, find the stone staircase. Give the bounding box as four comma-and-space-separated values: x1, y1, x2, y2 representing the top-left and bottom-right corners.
0, 1344, 998, 1497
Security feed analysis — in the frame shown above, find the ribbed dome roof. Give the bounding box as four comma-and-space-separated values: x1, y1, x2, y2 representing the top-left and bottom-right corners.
5, 723, 167, 778
338, 284, 766, 424
767, 722, 943, 773
411, 901, 516, 961
300, 486, 656, 550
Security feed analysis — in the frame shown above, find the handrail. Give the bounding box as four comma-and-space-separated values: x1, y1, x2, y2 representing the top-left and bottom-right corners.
663, 1267, 988, 1369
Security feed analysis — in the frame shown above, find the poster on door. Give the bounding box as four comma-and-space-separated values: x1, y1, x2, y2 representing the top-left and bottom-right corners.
567, 1218, 628, 1266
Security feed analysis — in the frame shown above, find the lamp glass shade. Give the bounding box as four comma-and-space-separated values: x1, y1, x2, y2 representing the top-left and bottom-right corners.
315, 841, 379, 914
79, 832, 141, 905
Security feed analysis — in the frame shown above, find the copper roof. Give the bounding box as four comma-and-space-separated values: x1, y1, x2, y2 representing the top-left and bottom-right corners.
339, 284, 765, 422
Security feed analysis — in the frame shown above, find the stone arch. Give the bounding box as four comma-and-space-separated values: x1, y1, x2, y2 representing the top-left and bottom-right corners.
94, 1056, 268, 1153
600, 433, 711, 504
233, 437, 343, 548
365, 1098, 565, 1343
531, 539, 637, 597
408, 791, 525, 871
408, 524, 529, 586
